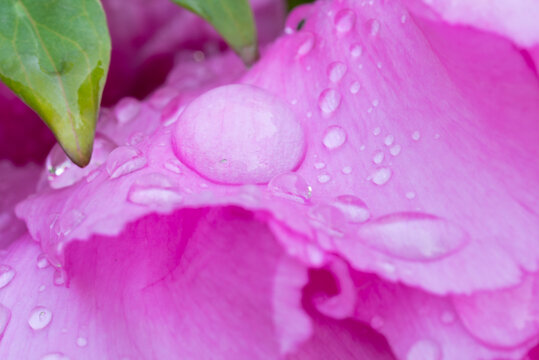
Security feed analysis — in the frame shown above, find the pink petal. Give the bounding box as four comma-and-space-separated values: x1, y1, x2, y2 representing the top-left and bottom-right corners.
403, 0, 539, 47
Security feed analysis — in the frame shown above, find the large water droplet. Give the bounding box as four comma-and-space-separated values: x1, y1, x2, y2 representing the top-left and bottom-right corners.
268, 173, 312, 204
114, 97, 141, 125
46, 135, 116, 189
318, 89, 342, 115
358, 212, 469, 261
0, 265, 15, 289
0, 304, 11, 339
371, 168, 392, 185
331, 195, 370, 223
173, 84, 305, 184
322, 126, 347, 150
128, 173, 184, 208
327, 62, 347, 83
106, 146, 147, 179
28, 306, 52, 330
406, 339, 442, 360
334, 9, 356, 33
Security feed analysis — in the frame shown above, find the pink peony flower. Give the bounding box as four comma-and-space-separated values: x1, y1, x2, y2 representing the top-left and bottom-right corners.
1, 0, 539, 359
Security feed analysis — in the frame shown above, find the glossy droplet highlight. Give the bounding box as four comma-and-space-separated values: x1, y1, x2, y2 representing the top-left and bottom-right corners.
371, 168, 392, 185
0, 265, 15, 289
106, 146, 147, 179
358, 212, 469, 261
334, 9, 356, 33
174, 85, 305, 184
268, 173, 312, 204
332, 195, 370, 223
318, 89, 342, 115
327, 62, 347, 83
28, 306, 52, 330
406, 339, 442, 360
114, 97, 141, 124
322, 126, 347, 150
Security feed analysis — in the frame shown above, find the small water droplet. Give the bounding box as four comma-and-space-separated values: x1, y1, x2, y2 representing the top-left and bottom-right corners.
350, 43, 363, 58
384, 135, 394, 146
0, 265, 15, 289
412, 131, 421, 141
358, 212, 468, 261
314, 162, 326, 170
128, 173, 183, 208
77, 337, 88, 347
306, 111, 313, 118
373, 151, 384, 164
36, 254, 50, 269
327, 62, 347, 83
28, 306, 52, 330
349, 81, 361, 94
390, 144, 402, 156
317, 174, 331, 184
268, 173, 312, 204
41, 353, 70, 360
322, 126, 347, 150
367, 19, 381, 36
331, 195, 370, 223
53, 269, 66, 286
318, 89, 342, 115
406, 191, 416, 199
114, 97, 140, 124
342, 166, 352, 174
297, 32, 315, 57
370, 316, 384, 329
372, 99, 380, 107
334, 9, 356, 33
371, 168, 392, 185
440, 311, 455, 324
163, 159, 182, 174
373, 127, 381, 136
39, 284, 46, 292
106, 146, 147, 179
406, 339, 442, 360
401, 14, 407, 24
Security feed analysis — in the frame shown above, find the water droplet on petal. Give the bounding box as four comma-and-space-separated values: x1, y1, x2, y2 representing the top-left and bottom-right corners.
114, 97, 140, 124
350, 43, 363, 58
371, 168, 392, 185
318, 89, 342, 115
342, 166, 352, 174
53, 269, 67, 286
46, 135, 116, 189
384, 135, 394, 146
0, 265, 15, 289
372, 99, 380, 107
0, 304, 11, 338
53, 209, 85, 236
174, 85, 305, 184
390, 144, 402, 156
401, 14, 407, 24
332, 195, 370, 223
373, 127, 381, 136
314, 162, 326, 170
406, 191, 416, 199
36, 254, 50, 269
268, 173, 312, 204
334, 9, 356, 34
128, 173, 183, 208
349, 81, 361, 94
322, 126, 347, 150
308, 204, 346, 237
358, 212, 469, 261
41, 353, 70, 360
412, 130, 421, 141
297, 32, 315, 57
164, 159, 182, 174
317, 174, 331, 184
367, 19, 381, 36
106, 146, 147, 179
373, 151, 384, 164
28, 306, 52, 330
406, 339, 442, 360
327, 62, 347, 83
76, 337, 88, 347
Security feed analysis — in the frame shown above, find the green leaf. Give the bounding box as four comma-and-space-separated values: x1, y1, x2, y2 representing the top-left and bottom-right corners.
171, 0, 258, 65
287, 0, 315, 12
0, 0, 111, 166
